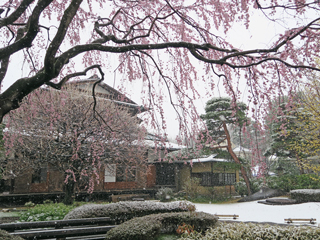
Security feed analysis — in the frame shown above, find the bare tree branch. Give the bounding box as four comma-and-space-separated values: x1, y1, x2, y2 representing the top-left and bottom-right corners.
0, 0, 52, 60
46, 64, 102, 89
0, 0, 34, 28
44, 0, 83, 75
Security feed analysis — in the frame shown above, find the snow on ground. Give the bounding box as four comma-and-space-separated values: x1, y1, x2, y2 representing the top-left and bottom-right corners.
195, 199, 320, 226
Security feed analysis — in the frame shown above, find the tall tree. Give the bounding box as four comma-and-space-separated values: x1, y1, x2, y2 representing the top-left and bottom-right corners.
264, 95, 308, 174
1, 0, 320, 141
230, 120, 269, 176
287, 78, 320, 174
200, 97, 252, 195
2, 87, 147, 204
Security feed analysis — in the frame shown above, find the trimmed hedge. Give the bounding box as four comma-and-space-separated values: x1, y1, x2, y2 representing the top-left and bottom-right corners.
290, 189, 320, 203
105, 211, 218, 240
178, 222, 320, 240
0, 230, 24, 240
64, 201, 195, 222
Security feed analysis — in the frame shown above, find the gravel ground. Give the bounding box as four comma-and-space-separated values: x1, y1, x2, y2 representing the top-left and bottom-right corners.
195, 198, 320, 226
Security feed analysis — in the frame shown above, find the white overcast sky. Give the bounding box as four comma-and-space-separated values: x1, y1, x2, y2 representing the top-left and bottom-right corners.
1, 2, 315, 140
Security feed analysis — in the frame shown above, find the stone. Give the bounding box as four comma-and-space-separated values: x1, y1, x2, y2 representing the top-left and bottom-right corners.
290, 189, 320, 203
238, 187, 285, 202
258, 198, 297, 205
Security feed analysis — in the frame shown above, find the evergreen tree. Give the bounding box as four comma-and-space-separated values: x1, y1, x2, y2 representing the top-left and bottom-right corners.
264, 95, 309, 174
201, 97, 252, 195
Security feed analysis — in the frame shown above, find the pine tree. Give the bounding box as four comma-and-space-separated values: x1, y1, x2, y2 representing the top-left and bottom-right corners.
201, 97, 252, 195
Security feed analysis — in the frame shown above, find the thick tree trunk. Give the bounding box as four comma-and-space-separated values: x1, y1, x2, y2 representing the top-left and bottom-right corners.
63, 178, 75, 205
222, 122, 252, 195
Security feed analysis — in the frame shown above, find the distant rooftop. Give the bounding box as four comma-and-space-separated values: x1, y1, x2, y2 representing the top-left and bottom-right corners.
233, 146, 251, 153
65, 75, 148, 114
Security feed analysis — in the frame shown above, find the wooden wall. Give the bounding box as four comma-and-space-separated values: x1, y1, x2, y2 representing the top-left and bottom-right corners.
11, 164, 156, 194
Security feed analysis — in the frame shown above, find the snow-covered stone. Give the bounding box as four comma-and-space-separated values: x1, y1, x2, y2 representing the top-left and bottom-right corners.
238, 187, 285, 202
290, 189, 320, 203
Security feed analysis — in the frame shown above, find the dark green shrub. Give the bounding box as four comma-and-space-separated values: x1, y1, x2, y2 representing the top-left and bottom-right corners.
179, 222, 320, 240
0, 230, 24, 240
235, 174, 320, 194
64, 201, 195, 222
105, 212, 217, 240
273, 158, 300, 176
267, 175, 295, 192
296, 174, 320, 188
267, 174, 320, 192
19, 202, 83, 222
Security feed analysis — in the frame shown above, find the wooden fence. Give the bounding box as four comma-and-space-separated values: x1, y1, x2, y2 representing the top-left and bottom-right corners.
0, 217, 116, 240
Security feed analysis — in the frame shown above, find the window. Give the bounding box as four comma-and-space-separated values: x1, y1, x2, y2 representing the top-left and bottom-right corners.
32, 167, 47, 183
156, 163, 175, 186
191, 172, 236, 186
202, 172, 212, 186
104, 164, 116, 183
116, 165, 136, 182
224, 173, 236, 185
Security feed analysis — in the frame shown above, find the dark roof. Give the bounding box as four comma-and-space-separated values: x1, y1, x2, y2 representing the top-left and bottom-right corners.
65, 75, 147, 114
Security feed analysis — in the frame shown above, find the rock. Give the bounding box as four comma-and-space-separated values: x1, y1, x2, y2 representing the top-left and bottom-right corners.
238, 188, 285, 202
258, 198, 297, 205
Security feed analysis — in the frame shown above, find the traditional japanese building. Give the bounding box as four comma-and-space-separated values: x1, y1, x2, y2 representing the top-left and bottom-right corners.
1, 75, 184, 201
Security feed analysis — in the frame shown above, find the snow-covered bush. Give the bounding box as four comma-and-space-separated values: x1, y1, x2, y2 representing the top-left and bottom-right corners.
234, 180, 247, 196
155, 187, 174, 202
235, 178, 263, 196
105, 211, 217, 240
179, 222, 320, 240
0, 230, 24, 240
64, 201, 195, 222
290, 189, 320, 203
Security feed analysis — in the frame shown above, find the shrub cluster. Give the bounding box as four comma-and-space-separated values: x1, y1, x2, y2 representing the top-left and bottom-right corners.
267, 174, 320, 192
182, 177, 202, 200
290, 189, 320, 203
105, 211, 217, 240
64, 201, 195, 222
236, 174, 320, 196
178, 222, 320, 240
0, 230, 24, 240
19, 202, 83, 222
234, 178, 264, 196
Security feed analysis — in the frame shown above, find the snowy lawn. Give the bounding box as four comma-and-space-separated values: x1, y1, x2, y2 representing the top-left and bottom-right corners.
195, 198, 320, 226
